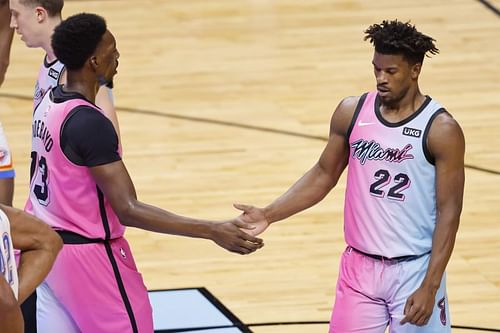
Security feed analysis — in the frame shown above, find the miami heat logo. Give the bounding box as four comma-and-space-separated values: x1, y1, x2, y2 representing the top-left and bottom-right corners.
438, 297, 447, 325
351, 139, 414, 165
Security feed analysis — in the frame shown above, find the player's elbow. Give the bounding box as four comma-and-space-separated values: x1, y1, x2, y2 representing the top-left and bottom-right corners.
115, 200, 141, 228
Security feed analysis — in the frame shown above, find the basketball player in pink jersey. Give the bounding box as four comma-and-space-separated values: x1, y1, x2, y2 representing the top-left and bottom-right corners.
29, 13, 263, 333
8, 1, 120, 330
235, 20, 465, 332
0, 204, 62, 333
8, 0, 120, 138
0, 0, 15, 206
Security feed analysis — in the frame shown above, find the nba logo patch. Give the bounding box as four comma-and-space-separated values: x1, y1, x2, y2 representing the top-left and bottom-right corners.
120, 247, 127, 259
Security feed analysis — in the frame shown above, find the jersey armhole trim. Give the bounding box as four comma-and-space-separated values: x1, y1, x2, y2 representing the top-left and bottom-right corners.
423, 108, 448, 165
346, 93, 368, 139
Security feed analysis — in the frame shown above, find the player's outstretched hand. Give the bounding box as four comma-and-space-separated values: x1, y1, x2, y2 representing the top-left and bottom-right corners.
210, 220, 264, 255
233, 203, 270, 237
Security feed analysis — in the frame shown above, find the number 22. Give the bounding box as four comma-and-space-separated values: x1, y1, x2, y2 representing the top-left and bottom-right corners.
369, 169, 411, 201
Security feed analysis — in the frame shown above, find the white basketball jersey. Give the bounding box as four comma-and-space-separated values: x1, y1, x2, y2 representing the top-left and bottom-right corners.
34, 56, 64, 110
344, 92, 446, 257
0, 209, 19, 299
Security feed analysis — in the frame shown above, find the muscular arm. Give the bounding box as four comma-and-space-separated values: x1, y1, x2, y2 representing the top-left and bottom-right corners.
260, 97, 357, 224
89, 161, 263, 254
0, 0, 14, 86
0, 276, 23, 333
2, 204, 63, 303
0, 177, 14, 206
401, 112, 465, 325
422, 113, 465, 291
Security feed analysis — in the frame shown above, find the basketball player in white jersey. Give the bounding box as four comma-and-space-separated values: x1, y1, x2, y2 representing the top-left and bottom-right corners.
8, 0, 120, 137
0, 0, 15, 206
235, 20, 465, 332
0, 204, 62, 333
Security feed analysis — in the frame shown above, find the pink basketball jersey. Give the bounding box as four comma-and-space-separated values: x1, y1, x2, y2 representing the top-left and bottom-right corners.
344, 92, 445, 257
26, 90, 125, 240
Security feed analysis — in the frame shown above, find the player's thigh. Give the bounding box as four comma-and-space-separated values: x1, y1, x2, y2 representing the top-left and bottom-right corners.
329, 249, 389, 333
389, 257, 450, 333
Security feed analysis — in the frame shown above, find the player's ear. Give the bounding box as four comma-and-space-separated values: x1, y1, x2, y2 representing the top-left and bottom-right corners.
35, 7, 48, 23
411, 62, 422, 80
89, 56, 99, 70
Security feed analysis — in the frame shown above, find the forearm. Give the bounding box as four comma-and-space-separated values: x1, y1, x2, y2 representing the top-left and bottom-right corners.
0, 8, 14, 86
264, 162, 336, 223
0, 279, 23, 333
16, 226, 62, 303
118, 200, 215, 240
421, 214, 460, 292
0, 177, 14, 206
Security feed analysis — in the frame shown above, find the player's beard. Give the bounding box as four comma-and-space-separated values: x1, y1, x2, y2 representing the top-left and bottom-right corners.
97, 75, 114, 89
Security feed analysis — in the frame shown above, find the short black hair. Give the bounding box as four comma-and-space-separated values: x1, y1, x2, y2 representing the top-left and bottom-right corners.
364, 20, 439, 64
52, 13, 107, 70
20, 0, 63, 17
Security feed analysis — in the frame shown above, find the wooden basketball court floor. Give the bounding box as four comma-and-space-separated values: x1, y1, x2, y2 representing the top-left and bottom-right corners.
1, 0, 499, 332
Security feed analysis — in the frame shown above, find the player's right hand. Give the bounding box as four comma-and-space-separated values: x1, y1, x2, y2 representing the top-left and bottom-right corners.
210, 220, 264, 255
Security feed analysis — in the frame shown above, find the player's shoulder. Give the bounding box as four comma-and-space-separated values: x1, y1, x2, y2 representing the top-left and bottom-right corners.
427, 109, 465, 156
330, 95, 364, 131
429, 110, 463, 138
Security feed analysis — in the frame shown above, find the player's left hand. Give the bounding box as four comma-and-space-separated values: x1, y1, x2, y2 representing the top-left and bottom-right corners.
400, 285, 436, 326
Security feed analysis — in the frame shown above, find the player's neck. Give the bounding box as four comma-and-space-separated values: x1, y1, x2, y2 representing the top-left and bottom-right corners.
42, 18, 62, 63
64, 72, 99, 103
380, 86, 425, 116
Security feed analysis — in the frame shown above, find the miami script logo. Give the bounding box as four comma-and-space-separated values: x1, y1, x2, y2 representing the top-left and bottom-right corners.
351, 139, 414, 165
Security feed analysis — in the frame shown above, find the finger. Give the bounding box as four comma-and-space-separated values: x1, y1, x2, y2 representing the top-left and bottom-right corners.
233, 220, 256, 230
400, 299, 413, 324
415, 311, 431, 326
240, 232, 263, 244
239, 239, 264, 252
233, 203, 252, 213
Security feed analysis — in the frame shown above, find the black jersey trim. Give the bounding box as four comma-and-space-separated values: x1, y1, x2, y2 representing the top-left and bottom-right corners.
346, 93, 368, 139
104, 241, 139, 333
97, 186, 112, 240
375, 95, 432, 128
422, 108, 448, 165
43, 54, 59, 68
53, 85, 100, 108
57, 66, 66, 85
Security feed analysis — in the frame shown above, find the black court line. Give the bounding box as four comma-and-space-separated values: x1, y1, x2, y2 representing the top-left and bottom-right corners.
154, 321, 500, 332
1, 92, 499, 175
152, 287, 251, 333
477, 0, 500, 16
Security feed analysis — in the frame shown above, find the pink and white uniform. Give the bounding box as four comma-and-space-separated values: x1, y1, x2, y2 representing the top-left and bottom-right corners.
330, 92, 451, 333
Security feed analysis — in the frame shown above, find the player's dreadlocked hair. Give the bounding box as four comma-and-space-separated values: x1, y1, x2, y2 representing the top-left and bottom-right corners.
364, 20, 439, 64
52, 13, 107, 70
